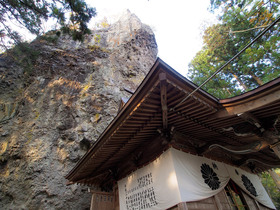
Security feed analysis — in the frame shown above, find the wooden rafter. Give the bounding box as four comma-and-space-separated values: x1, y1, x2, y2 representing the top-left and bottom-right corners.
85, 111, 162, 179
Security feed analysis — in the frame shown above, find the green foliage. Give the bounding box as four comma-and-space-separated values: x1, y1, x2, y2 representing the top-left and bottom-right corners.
94, 34, 101, 44
39, 33, 60, 44
96, 17, 110, 28
87, 44, 109, 53
100, 21, 110, 28
7, 42, 39, 75
87, 44, 101, 51
0, 0, 96, 50
188, 0, 280, 99
260, 170, 280, 209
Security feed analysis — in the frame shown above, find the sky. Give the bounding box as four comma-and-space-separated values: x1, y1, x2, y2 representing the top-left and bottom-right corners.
86, 0, 218, 76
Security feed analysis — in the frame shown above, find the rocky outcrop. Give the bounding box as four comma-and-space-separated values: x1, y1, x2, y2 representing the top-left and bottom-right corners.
0, 10, 157, 209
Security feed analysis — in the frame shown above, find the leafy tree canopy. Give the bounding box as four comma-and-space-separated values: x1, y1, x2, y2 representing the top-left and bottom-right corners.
188, 0, 280, 99
0, 0, 96, 50
261, 169, 280, 209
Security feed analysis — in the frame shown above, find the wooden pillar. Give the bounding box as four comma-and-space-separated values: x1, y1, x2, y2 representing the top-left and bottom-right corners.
159, 72, 168, 130
113, 184, 119, 210
90, 193, 95, 210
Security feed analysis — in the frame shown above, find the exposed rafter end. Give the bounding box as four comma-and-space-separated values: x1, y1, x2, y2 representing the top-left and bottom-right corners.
66, 181, 75, 186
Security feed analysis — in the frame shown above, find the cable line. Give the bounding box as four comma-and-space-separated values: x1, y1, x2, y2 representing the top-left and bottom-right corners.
170, 15, 280, 112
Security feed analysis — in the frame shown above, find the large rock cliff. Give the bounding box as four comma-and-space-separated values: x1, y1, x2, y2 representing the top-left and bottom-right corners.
0, 10, 157, 209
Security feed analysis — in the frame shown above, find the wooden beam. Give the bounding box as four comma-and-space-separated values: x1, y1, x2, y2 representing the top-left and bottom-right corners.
238, 112, 263, 131
212, 89, 280, 118
159, 72, 168, 130
174, 109, 242, 144
196, 140, 266, 157
171, 130, 203, 153
235, 156, 280, 168
270, 142, 280, 159
208, 141, 269, 155
116, 135, 166, 179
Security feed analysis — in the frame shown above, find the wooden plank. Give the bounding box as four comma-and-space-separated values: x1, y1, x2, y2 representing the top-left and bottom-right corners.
177, 202, 188, 210
219, 203, 232, 210
213, 190, 232, 210
241, 191, 259, 210
186, 203, 217, 210
186, 196, 218, 210
213, 194, 223, 210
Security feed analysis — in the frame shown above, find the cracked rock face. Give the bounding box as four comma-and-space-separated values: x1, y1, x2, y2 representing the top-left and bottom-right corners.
0, 10, 157, 210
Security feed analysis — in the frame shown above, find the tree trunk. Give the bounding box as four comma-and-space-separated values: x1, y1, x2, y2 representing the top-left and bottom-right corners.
268, 169, 280, 190
231, 73, 248, 91
250, 72, 264, 86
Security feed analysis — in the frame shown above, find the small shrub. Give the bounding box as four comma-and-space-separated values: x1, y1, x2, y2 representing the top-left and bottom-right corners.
94, 34, 101, 44
8, 42, 40, 75
40, 34, 59, 44
87, 44, 100, 51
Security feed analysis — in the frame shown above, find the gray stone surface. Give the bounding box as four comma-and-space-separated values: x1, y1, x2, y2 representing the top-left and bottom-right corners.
0, 10, 157, 210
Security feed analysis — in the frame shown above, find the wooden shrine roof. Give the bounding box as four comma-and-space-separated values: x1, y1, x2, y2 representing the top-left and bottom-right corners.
66, 58, 280, 188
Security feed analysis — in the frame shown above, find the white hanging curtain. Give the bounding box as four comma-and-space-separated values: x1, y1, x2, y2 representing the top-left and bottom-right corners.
226, 164, 275, 208
118, 148, 275, 210
171, 147, 230, 202
118, 149, 181, 210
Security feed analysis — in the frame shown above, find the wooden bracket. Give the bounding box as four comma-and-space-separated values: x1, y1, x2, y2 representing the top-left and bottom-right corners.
197, 143, 212, 156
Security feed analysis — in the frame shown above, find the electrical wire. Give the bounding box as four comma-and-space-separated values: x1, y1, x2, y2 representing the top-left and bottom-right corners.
170, 15, 280, 111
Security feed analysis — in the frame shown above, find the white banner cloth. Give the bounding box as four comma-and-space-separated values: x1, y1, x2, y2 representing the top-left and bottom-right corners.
118, 148, 275, 210
226, 164, 275, 209
172, 147, 230, 202
118, 149, 181, 210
